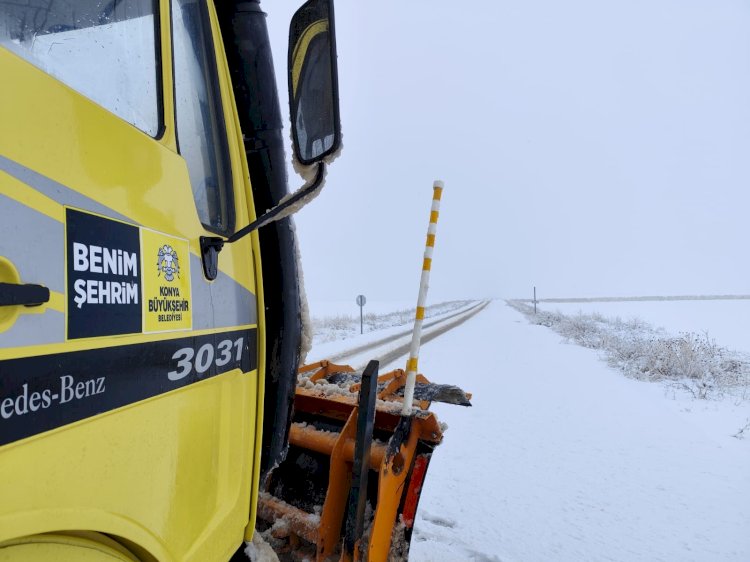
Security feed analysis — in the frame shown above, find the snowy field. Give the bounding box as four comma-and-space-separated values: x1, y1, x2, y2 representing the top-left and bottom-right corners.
536, 298, 750, 355
298, 299, 750, 561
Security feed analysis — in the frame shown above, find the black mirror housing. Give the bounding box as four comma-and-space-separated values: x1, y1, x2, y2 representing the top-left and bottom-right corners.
288, 0, 341, 166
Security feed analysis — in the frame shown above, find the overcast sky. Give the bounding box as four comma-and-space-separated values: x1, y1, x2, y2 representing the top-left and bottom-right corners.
265, 1, 750, 307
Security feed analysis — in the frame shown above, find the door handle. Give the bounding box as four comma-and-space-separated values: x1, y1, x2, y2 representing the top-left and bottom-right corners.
0, 282, 50, 307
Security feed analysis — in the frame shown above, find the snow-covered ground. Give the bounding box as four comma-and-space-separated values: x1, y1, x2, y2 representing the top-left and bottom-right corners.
306, 300, 482, 370
305, 299, 749, 561
308, 300, 472, 346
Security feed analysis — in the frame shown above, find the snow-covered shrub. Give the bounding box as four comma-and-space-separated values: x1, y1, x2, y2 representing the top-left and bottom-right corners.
558, 313, 608, 349
507, 299, 750, 400
320, 314, 354, 331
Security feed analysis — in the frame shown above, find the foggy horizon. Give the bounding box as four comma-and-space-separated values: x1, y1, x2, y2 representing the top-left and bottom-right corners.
267, 1, 750, 306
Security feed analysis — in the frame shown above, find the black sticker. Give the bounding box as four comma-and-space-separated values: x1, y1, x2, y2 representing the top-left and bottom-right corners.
0, 328, 257, 447
66, 208, 142, 339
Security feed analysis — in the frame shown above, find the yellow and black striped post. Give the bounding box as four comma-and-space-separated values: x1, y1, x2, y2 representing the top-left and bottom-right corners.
401, 180, 444, 416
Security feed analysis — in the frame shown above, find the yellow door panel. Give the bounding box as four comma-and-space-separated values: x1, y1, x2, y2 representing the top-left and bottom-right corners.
0, 0, 262, 559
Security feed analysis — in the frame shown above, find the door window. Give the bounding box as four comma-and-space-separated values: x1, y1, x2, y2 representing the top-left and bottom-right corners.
172, 0, 233, 235
0, 0, 160, 137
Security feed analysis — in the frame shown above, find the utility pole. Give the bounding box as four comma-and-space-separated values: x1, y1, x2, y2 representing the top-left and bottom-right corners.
533, 286, 537, 314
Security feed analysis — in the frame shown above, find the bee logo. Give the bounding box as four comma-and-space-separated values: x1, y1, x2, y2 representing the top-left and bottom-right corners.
157, 245, 180, 282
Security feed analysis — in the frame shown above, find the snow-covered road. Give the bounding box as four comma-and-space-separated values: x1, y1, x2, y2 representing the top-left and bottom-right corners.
409, 301, 750, 561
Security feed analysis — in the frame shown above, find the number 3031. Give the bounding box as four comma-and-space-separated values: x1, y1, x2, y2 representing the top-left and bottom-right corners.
168, 338, 244, 381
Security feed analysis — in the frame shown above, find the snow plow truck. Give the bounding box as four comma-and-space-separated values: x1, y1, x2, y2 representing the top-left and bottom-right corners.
0, 0, 468, 560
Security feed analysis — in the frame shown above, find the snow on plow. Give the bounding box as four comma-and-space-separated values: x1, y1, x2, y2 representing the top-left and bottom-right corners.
256, 360, 471, 561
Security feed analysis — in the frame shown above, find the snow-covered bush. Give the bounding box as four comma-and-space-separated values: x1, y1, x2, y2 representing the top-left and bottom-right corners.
508, 300, 750, 400
322, 314, 355, 331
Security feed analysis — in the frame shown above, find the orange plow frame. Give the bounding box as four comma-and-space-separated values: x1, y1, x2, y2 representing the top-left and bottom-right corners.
257, 361, 450, 561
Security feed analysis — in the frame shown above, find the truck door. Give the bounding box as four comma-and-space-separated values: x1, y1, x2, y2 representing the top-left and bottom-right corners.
0, 0, 261, 557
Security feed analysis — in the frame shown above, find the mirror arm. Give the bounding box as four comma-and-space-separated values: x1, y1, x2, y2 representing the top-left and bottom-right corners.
200, 162, 326, 281
229, 161, 325, 244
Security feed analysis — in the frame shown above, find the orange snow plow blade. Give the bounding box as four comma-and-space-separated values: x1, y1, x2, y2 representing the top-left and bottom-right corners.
257, 360, 471, 561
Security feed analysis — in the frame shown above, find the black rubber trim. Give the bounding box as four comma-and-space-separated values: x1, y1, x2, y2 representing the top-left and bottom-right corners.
216, 0, 302, 484
152, 0, 167, 141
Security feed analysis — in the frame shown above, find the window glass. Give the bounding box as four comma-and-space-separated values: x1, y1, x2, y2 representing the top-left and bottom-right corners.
172, 0, 233, 234
294, 33, 336, 162
0, 0, 160, 137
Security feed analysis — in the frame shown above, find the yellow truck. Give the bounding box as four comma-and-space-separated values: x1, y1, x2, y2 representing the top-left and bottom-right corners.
0, 1, 463, 559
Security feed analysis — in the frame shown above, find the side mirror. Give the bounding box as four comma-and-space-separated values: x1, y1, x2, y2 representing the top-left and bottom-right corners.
288, 0, 341, 166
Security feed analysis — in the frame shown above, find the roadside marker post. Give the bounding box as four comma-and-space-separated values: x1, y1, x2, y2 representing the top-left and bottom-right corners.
402, 180, 443, 416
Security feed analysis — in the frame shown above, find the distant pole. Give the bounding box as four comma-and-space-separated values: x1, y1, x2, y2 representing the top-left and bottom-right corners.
402, 180, 444, 416
534, 286, 537, 314
356, 294, 366, 334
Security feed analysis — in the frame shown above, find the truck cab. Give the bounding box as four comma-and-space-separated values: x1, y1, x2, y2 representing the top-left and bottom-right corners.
0, 0, 338, 559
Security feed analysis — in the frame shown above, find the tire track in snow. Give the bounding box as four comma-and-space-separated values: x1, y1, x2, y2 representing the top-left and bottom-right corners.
328, 300, 490, 370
